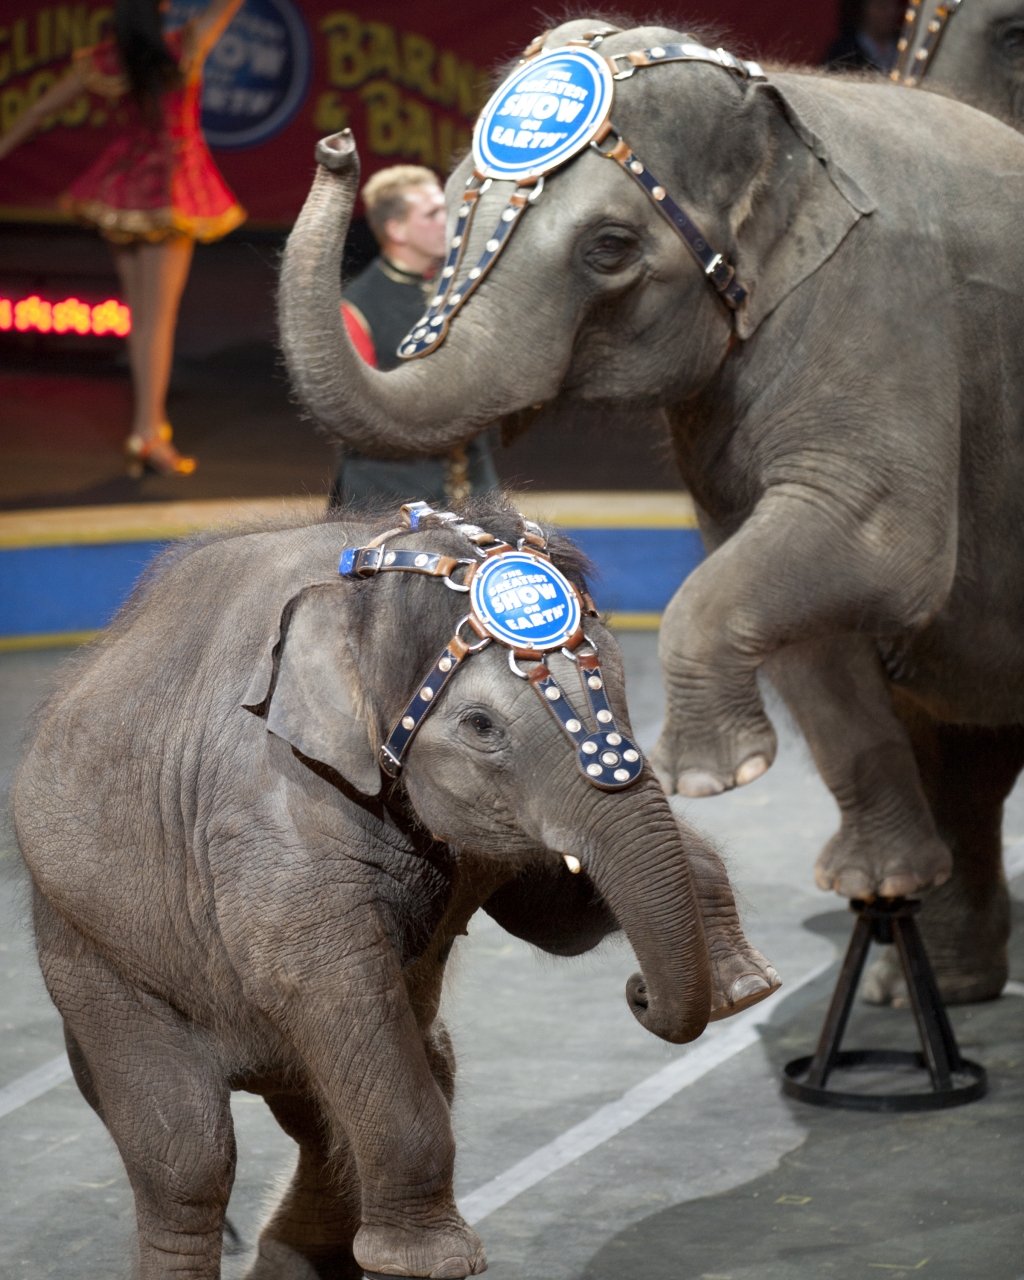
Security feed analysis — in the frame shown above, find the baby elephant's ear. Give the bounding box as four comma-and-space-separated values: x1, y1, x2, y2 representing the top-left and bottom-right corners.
243, 584, 381, 796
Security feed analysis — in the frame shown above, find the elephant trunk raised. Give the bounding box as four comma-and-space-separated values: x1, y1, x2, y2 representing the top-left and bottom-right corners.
278, 131, 555, 457
539, 775, 712, 1045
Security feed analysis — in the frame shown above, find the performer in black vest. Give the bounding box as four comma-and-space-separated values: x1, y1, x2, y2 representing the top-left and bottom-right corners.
331, 165, 498, 508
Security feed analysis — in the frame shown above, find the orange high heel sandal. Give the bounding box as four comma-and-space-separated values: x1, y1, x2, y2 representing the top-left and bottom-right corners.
125, 424, 197, 478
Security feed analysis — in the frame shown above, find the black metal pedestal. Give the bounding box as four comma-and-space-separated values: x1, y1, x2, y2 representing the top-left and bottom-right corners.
782, 897, 986, 1111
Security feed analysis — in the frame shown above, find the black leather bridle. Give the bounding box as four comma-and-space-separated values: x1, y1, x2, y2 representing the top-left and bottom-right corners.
397, 30, 766, 361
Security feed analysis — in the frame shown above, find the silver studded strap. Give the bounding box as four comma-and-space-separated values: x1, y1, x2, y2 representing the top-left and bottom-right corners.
891, 0, 962, 85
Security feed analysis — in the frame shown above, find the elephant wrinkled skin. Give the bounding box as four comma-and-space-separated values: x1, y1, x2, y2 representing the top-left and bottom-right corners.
14, 504, 776, 1279
278, 19, 1024, 1006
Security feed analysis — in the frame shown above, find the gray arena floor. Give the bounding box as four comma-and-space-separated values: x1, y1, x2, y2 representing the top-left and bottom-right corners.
1, 636, 1022, 1279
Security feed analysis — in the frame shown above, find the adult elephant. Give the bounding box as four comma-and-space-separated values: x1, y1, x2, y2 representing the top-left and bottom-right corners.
892, 0, 1024, 124
279, 19, 1024, 1005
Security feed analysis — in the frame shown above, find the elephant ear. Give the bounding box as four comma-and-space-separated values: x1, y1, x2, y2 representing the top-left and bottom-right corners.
732, 76, 877, 341
243, 584, 381, 796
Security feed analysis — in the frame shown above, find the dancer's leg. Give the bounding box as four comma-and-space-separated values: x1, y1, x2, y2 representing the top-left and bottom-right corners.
111, 235, 196, 473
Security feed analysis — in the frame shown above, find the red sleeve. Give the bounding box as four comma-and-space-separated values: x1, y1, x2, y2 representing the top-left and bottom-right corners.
342, 302, 377, 367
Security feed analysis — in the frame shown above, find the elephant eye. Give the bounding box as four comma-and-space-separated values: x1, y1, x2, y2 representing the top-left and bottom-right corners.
585, 232, 641, 274
999, 22, 1024, 51
459, 708, 506, 752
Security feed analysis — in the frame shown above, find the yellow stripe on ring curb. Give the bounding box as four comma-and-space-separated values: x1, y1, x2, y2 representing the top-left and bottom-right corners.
0, 492, 698, 549
0, 630, 101, 652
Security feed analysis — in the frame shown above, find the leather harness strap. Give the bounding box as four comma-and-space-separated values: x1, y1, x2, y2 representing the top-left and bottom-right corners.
891, 0, 962, 85
591, 131, 748, 309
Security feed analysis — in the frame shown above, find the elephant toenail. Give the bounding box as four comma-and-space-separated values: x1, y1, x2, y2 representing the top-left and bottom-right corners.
735, 754, 769, 786
731, 973, 769, 1002
676, 771, 726, 797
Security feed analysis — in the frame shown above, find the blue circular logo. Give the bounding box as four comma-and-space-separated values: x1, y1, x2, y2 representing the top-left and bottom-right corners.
470, 552, 583, 651
166, 0, 310, 150
472, 47, 615, 182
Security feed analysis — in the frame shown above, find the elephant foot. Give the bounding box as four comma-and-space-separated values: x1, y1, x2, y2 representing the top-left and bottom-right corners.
814, 822, 952, 899
244, 1237, 363, 1279
683, 829, 781, 1021
860, 945, 1008, 1008
860, 873, 1010, 1007
354, 1223, 486, 1279
651, 707, 777, 799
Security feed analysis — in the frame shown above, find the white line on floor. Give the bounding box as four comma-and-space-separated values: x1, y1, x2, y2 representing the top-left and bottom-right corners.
458, 958, 834, 1226
0, 1052, 72, 1120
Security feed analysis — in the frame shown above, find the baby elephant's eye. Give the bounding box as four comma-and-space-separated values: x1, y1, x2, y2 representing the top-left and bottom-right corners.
999, 21, 1024, 51
470, 712, 495, 735
586, 232, 641, 274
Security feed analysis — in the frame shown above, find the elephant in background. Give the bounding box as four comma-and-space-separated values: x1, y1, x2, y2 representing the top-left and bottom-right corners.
14, 501, 776, 1280
278, 19, 1024, 1007
898, 0, 1024, 125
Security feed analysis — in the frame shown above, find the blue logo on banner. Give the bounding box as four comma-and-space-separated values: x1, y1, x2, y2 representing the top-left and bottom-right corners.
166, 0, 310, 149
471, 553, 583, 650
472, 47, 614, 182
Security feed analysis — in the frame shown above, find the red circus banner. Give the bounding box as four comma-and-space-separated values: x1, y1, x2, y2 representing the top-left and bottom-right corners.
0, 1, 836, 227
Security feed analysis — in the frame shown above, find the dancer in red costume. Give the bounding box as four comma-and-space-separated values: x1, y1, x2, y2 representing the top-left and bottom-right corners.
0, 0, 246, 476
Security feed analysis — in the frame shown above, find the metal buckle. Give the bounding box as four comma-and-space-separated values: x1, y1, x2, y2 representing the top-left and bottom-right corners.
455, 614, 492, 653
608, 52, 635, 79
443, 561, 474, 593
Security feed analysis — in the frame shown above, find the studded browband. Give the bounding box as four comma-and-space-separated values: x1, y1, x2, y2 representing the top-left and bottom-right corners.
397, 33, 765, 361
891, 0, 962, 86
338, 502, 645, 792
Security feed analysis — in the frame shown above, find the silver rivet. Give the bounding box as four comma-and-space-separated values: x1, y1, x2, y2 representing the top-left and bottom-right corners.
623, 748, 639, 763
431, 294, 444, 305
384, 551, 396, 565
469, 267, 482, 279
480, 178, 492, 192
601, 751, 619, 766
582, 740, 598, 754
566, 718, 581, 732
502, 208, 516, 222
652, 186, 666, 200
596, 709, 613, 723
588, 676, 603, 690
614, 768, 630, 782
414, 553, 429, 567
401, 345, 417, 355
430, 316, 444, 326
586, 763, 603, 777
459, 204, 470, 216
421, 686, 434, 701
545, 686, 560, 700
606, 732, 621, 745
927, 19, 939, 31
451, 235, 463, 247
402, 715, 415, 730
629, 160, 643, 174
650, 45, 665, 57
486, 238, 500, 251
450, 294, 462, 305
915, 47, 927, 58
442, 265, 455, 278
413, 328, 427, 339
439, 657, 452, 672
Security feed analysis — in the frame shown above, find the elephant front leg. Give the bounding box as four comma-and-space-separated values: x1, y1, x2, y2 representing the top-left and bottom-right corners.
764, 634, 952, 897
251, 942, 484, 1280
652, 488, 953, 810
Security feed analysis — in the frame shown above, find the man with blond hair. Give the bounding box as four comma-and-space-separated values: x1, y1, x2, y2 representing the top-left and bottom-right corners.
331, 164, 497, 508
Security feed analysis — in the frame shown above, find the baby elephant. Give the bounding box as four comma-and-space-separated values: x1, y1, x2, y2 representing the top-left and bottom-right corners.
14, 502, 776, 1279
